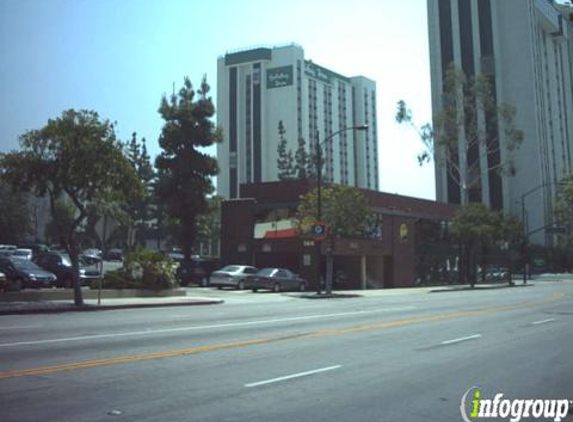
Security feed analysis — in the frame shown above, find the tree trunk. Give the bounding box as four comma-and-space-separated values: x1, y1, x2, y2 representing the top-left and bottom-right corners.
469, 245, 477, 288
480, 243, 486, 283
326, 252, 334, 295
67, 240, 84, 306
181, 218, 196, 261
458, 243, 466, 285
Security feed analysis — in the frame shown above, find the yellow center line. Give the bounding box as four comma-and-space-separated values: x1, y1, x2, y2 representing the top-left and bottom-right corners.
0, 292, 566, 379
0, 335, 306, 379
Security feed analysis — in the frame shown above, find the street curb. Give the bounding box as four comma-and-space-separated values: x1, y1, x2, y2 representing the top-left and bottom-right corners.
290, 293, 363, 299
429, 283, 535, 293
0, 299, 225, 316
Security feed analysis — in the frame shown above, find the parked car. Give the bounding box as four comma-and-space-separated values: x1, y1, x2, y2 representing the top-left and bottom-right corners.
17, 243, 49, 257
11, 248, 33, 260
162, 249, 187, 260
0, 245, 17, 258
0, 268, 22, 292
210, 265, 259, 290
103, 248, 123, 262
34, 252, 101, 287
175, 257, 220, 287
0, 257, 57, 289
246, 268, 307, 292
81, 248, 102, 265
485, 266, 510, 281
176, 258, 210, 286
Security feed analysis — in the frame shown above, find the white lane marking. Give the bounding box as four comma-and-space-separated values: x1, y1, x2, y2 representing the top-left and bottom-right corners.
441, 334, 482, 346
169, 306, 416, 319
0, 308, 416, 348
245, 365, 342, 388
0, 326, 40, 330
532, 318, 556, 326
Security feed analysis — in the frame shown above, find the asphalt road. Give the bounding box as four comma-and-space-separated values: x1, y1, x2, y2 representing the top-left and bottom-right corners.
1, 281, 572, 422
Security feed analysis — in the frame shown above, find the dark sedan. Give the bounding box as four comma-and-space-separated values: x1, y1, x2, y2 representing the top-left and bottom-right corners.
246, 268, 307, 292
176, 258, 219, 287
34, 252, 101, 287
103, 249, 123, 262
0, 257, 57, 289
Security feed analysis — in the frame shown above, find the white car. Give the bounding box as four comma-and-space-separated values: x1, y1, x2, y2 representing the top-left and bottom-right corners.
209, 265, 259, 290
82, 248, 102, 265
11, 248, 33, 260
0, 245, 17, 256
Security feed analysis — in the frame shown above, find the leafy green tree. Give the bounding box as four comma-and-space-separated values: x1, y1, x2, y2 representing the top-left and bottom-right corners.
295, 185, 374, 294
124, 132, 155, 248
0, 109, 143, 305
82, 202, 128, 250
155, 77, 221, 261
414, 219, 457, 286
275, 120, 317, 181
100, 249, 177, 290
295, 137, 311, 180
451, 204, 495, 287
195, 195, 222, 256
306, 145, 320, 180
0, 185, 32, 244
44, 200, 75, 247
556, 172, 573, 238
555, 172, 573, 269
396, 65, 524, 205
295, 185, 373, 238
277, 121, 295, 180
148, 192, 171, 250
138, 138, 154, 181
450, 204, 521, 287
127, 131, 141, 170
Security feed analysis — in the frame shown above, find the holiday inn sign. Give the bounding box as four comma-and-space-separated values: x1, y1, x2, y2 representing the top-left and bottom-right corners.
267, 66, 293, 89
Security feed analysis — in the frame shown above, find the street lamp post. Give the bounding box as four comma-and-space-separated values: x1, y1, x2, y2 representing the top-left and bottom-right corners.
520, 186, 542, 285
520, 182, 565, 284
314, 125, 368, 295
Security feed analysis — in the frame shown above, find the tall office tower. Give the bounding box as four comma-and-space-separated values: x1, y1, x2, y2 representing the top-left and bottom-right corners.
427, 0, 573, 243
217, 44, 379, 199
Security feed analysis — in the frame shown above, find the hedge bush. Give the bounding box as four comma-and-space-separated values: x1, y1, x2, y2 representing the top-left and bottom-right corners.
94, 249, 178, 290
98, 270, 141, 289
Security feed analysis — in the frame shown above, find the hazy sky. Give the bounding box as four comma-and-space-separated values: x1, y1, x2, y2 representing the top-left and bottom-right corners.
0, 0, 435, 199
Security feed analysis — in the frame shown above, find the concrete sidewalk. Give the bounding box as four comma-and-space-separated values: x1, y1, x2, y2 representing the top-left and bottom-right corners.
0, 295, 224, 315
289, 281, 535, 299
2, 276, 566, 315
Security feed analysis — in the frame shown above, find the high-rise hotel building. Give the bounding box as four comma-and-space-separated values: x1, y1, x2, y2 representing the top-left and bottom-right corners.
216, 44, 379, 199
427, 0, 573, 242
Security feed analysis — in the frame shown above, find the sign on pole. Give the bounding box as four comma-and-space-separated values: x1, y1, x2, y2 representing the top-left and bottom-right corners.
299, 220, 328, 241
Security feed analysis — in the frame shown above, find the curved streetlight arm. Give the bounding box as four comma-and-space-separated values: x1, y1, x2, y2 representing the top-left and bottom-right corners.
521, 181, 566, 234
520, 180, 566, 284
315, 125, 368, 220
313, 124, 368, 296
318, 124, 369, 148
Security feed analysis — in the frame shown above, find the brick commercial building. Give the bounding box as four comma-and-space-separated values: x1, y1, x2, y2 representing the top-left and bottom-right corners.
220, 181, 456, 290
